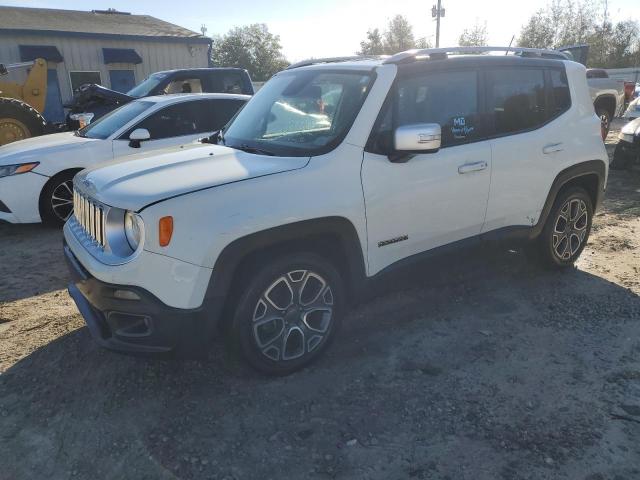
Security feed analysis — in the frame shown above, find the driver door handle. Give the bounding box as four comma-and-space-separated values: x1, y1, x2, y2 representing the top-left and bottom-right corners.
543, 142, 564, 154
458, 161, 488, 174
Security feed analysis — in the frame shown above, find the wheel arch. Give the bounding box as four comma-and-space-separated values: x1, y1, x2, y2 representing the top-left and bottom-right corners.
38, 168, 83, 218
532, 160, 606, 238
204, 216, 367, 329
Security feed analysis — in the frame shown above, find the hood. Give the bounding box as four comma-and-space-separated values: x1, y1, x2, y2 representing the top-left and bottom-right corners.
75, 143, 310, 211
65, 83, 134, 109
0, 132, 98, 166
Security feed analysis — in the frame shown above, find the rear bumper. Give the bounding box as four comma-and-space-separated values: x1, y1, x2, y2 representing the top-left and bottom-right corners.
64, 241, 224, 356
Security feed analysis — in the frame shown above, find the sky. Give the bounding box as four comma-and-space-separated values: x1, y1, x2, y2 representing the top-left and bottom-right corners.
4, 0, 640, 61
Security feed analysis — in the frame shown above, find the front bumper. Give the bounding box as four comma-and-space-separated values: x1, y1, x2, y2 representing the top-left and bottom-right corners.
0, 172, 48, 223
64, 241, 224, 356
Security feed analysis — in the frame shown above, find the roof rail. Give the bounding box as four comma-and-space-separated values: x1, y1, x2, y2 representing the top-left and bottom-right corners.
286, 55, 387, 70
383, 46, 569, 65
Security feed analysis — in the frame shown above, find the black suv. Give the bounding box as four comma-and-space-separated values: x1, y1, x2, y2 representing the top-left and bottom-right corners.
65, 67, 254, 129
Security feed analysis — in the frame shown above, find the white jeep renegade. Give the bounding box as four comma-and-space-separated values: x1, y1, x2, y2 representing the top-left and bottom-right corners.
64, 47, 608, 374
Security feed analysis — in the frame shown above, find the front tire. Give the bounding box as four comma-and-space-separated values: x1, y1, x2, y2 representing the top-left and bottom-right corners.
231, 252, 344, 375
536, 187, 593, 268
0, 97, 47, 146
39, 170, 78, 226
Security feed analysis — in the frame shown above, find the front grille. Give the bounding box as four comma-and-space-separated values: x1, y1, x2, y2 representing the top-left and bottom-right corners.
73, 188, 106, 248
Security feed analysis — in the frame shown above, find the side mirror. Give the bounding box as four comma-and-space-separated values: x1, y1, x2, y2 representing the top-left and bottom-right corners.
128, 128, 151, 148
390, 123, 442, 163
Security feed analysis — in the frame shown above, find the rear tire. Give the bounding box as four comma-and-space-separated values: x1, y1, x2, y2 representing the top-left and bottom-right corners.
0, 97, 46, 146
231, 252, 344, 375
534, 187, 593, 269
39, 170, 78, 227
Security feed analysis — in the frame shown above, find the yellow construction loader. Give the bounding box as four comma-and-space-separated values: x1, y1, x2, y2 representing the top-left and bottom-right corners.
0, 57, 48, 146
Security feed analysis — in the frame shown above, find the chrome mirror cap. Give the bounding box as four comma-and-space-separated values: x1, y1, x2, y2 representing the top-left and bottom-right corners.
394, 123, 442, 152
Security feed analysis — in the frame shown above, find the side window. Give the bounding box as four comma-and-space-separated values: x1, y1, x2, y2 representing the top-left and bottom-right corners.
163, 78, 203, 94
210, 73, 245, 94
211, 99, 245, 129
487, 68, 547, 135
127, 102, 205, 139
395, 70, 480, 147
549, 68, 571, 117
194, 99, 246, 132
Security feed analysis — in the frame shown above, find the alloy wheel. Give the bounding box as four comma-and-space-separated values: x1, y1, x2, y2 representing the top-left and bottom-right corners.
252, 269, 334, 362
552, 198, 589, 261
51, 180, 74, 222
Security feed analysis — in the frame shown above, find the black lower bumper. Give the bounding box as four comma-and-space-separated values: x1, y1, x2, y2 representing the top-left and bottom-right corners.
64, 242, 223, 357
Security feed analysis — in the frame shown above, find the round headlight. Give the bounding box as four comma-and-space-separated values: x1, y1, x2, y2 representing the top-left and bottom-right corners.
124, 211, 144, 251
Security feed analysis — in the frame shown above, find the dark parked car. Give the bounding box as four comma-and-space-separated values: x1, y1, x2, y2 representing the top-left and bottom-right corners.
612, 117, 640, 170
65, 67, 254, 129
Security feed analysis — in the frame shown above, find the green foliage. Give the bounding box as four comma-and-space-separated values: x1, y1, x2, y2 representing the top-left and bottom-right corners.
517, 0, 640, 68
359, 28, 385, 55
210, 24, 289, 82
458, 21, 488, 47
358, 15, 432, 55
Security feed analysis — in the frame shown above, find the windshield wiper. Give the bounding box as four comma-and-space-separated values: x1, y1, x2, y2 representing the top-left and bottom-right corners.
234, 144, 275, 156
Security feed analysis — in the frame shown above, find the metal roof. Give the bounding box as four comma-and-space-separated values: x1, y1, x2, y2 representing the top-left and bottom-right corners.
0, 6, 206, 40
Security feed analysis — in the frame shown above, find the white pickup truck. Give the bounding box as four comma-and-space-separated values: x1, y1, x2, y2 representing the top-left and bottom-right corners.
559, 46, 625, 139
586, 68, 626, 138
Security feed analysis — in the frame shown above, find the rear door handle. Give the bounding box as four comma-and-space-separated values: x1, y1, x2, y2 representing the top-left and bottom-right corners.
543, 142, 564, 154
458, 161, 488, 174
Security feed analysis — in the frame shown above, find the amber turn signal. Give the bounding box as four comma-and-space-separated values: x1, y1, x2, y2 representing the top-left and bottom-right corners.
159, 216, 173, 247
15, 162, 39, 174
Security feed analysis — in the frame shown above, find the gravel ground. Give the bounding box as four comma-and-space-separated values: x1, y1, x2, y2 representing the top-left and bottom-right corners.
0, 123, 639, 479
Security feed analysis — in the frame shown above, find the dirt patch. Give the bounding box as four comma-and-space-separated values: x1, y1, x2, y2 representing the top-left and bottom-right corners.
1, 125, 639, 479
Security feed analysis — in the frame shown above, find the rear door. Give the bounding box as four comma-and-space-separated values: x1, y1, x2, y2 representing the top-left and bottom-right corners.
361, 67, 492, 274
482, 66, 571, 232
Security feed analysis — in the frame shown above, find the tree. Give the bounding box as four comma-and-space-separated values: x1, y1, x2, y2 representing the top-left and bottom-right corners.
357, 15, 431, 55
384, 15, 416, 53
210, 24, 289, 82
458, 21, 488, 47
517, 0, 640, 68
359, 28, 385, 55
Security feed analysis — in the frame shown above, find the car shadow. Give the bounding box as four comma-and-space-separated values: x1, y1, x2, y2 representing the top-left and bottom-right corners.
1, 244, 639, 479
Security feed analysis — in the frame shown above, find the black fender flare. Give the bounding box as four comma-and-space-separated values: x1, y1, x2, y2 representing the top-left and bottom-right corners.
531, 159, 607, 238
203, 216, 367, 306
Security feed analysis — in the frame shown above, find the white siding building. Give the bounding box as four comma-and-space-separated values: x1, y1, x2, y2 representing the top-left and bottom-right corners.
0, 6, 211, 122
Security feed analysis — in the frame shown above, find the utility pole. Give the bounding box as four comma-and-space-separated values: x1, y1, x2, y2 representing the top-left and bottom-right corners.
432, 1, 445, 48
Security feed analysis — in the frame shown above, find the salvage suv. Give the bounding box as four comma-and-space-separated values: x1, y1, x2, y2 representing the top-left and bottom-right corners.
64, 47, 608, 375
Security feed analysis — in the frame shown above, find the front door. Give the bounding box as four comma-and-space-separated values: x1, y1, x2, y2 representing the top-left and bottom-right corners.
361, 68, 492, 274
111, 100, 210, 158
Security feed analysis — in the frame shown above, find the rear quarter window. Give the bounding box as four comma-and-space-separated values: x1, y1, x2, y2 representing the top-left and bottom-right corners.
486, 68, 547, 135
549, 68, 571, 117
